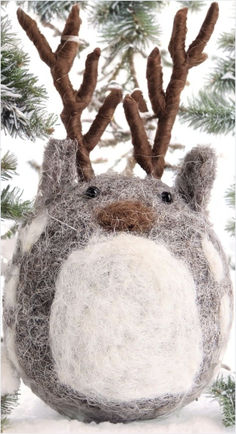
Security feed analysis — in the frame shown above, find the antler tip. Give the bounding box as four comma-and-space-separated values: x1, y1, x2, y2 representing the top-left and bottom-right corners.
149, 47, 160, 58
209, 2, 219, 15
17, 7, 30, 26
94, 47, 101, 57
175, 7, 188, 17
71, 4, 80, 13
68, 3, 81, 23
16, 7, 24, 19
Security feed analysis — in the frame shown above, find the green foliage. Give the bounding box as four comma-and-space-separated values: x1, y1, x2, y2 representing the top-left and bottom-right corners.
1, 223, 19, 240
1, 152, 17, 181
177, 1, 206, 11
225, 185, 235, 208
180, 28, 235, 136
179, 91, 235, 135
89, 1, 160, 89
1, 152, 32, 233
1, 16, 56, 141
207, 31, 235, 94
218, 31, 235, 53
95, 1, 160, 53
207, 56, 235, 94
16, 1, 85, 21
225, 185, 235, 236
1, 392, 20, 432
1, 185, 32, 221
90, 1, 162, 25
225, 220, 235, 237
209, 375, 235, 427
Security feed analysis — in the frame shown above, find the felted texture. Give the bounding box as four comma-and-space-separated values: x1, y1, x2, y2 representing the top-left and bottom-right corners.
175, 146, 216, 211
50, 234, 202, 401
3, 138, 233, 423
96, 201, 156, 232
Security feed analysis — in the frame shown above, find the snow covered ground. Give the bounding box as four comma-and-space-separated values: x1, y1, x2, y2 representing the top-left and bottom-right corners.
4, 376, 235, 434
1, 1, 235, 433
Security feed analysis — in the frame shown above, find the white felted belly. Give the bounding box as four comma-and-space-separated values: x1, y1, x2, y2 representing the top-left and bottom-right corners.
49, 234, 203, 402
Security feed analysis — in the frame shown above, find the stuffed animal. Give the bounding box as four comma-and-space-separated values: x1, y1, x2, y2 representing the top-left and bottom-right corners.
3, 3, 233, 423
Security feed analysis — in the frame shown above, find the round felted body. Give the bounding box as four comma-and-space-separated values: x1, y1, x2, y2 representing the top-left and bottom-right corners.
3, 140, 233, 423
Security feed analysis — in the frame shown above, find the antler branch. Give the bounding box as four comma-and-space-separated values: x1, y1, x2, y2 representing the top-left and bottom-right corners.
123, 95, 153, 175
146, 48, 166, 118
124, 2, 219, 179
17, 5, 122, 181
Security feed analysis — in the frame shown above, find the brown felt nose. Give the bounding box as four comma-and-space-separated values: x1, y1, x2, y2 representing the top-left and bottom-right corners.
96, 200, 156, 233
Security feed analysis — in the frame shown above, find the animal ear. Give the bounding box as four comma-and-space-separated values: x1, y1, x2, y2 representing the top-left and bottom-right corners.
35, 138, 78, 209
174, 146, 216, 212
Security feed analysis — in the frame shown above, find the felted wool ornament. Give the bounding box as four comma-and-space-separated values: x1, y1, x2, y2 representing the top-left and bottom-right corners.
3, 2, 233, 424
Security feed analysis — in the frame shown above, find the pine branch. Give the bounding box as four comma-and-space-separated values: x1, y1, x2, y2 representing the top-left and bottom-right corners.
1, 391, 20, 432
1, 223, 19, 240
225, 220, 235, 236
179, 91, 235, 135
1, 16, 56, 140
177, 1, 206, 12
225, 184, 235, 237
1, 186, 32, 220
225, 184, 235, 208
1, 152, 17, 181
209, 375, 235, 427
90, 1, 160, 80
16, 1, 83, 22
218, 31, 235, 53
207, 56, 235, 94
89, 1, 162, 26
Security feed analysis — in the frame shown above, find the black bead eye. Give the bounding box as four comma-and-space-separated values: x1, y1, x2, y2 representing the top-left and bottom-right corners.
84, 186, 100, 199
161, 191, 173, 203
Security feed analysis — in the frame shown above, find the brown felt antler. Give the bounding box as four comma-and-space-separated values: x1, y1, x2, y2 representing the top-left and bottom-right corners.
17, 5, 122, 181
124, 3, 219, 179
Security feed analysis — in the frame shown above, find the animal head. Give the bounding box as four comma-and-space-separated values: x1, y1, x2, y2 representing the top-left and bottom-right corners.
17, 2, 219, 234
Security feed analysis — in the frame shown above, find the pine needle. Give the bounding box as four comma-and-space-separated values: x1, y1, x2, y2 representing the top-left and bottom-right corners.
209, 375, 235, 427
1, 152, 17, 181
1, 186, 32, 220
1, 391, 20, 433
1, 16, 57, 141
179, 91, 235, 135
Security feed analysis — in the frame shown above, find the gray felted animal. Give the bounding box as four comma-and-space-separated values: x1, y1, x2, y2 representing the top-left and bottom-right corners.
2, 2, 233, 424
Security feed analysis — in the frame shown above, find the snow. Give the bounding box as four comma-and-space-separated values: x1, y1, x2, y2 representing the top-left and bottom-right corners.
1, 344, 20, 396
4, 379, 235, 434
1, 0, 235, 432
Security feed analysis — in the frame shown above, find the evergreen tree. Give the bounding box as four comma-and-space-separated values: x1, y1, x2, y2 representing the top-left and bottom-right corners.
1, 151, 32, 239
16, 1, 88, 42
179, 30, 235, 135
179, 29, 235, 236
179, 91, 234, 135
177, 1, 206, 12
1, 16, 56, 140
1, 391, 20, 433
209, 375, 235, 427
89, 1, 161, 89
17, 1, 81, 22
224, 185, 235, 237
1, 15, 56, 239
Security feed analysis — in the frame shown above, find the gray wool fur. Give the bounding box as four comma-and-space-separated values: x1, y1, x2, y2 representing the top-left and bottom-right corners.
3, 138, 233, 423
175, 146, 217, 212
